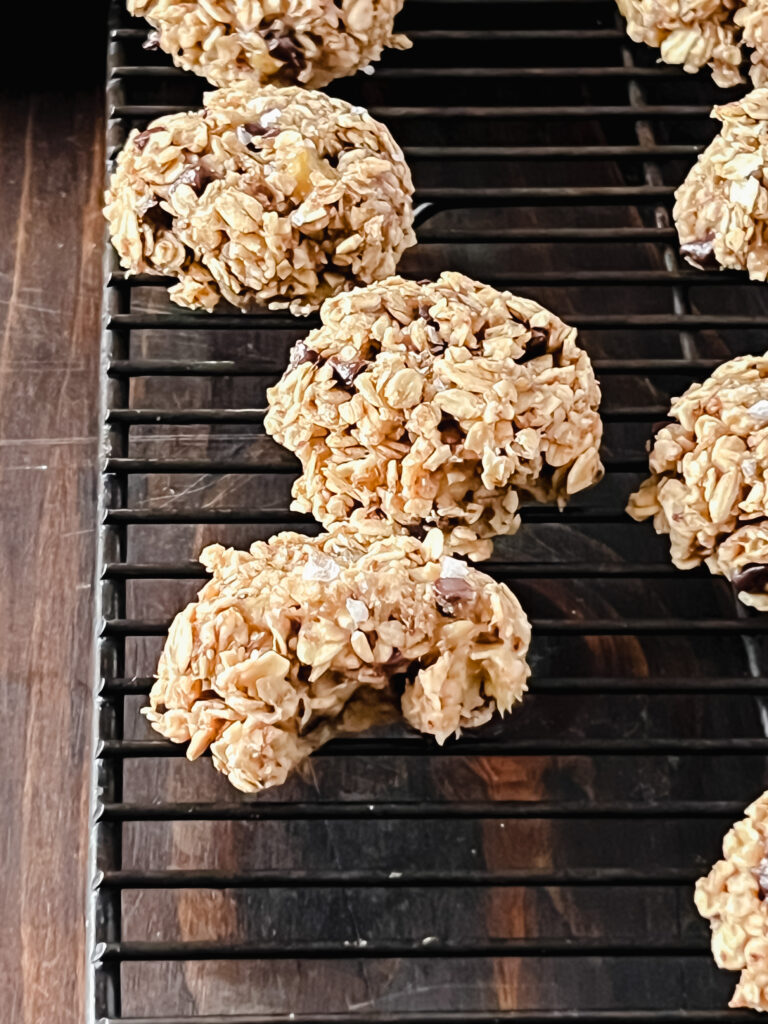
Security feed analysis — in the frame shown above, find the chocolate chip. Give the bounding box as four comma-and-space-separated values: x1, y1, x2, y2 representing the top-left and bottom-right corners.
439, 414, 463, 446
518, 328, 550, 363
144, 203, 173, 232
732, 563, 768, 595
680, 237, 719, 271
237, 122, 280, 149
198, 689, 218, 701
417, 304, 445, 354
434, 578, 475, 615
134, 126, 164, 151
330, 357, 368, 388
169, 164, 215, 197
428, 334, 445, 356
264, 29, 306, 72
242, 121, 270, 136
405, 523, 428, 540
246, 182, 276, 208
756, 856, 768, 899
142, 30, 160, 50
287, 339, 321, 373
417, 304, 439, 329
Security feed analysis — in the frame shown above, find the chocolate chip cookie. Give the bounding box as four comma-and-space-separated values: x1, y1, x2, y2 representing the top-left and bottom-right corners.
129, 0, 410, 89
675, 88, 768, 281
144, 523, 531, 792
104, 83, 415, 314
696, 790, 768, 1010
265, 272, 604, 560
627, 353, 768, 609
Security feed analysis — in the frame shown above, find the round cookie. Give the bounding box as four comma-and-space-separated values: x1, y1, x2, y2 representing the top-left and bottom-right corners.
627, 353, 768, 609
615, 0, 742, 88
104, 83, 415, 314
675, 89, 768, 280
129, 0, 410, 89
735, 1, 768, 88
144, 523, 532, 793
695, 790, 768, 1010
265, 272, 604, 560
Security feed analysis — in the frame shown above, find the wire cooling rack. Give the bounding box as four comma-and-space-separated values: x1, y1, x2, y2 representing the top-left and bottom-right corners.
91, 1, 768, 1021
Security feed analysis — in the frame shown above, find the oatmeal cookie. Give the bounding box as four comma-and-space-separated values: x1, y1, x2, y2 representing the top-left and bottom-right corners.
143, 523, 532, 793
695, 790, 768, 1010
129, 0, 410, 89
736, 0, 768, 87
104, 83, 415, 314
264, 272, 604, 560
674, 88, 768, 281
627, 353, 768, 609
615, 0, 743, 87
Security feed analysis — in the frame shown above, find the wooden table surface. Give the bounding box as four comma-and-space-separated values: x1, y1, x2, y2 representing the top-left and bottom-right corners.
7, 5, 768, 1020
0, 18, 106, 1020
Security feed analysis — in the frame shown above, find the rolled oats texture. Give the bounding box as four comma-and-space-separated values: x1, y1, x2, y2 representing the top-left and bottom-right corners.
696, 789, 768, 1010
143, 523, 532, 793
264, 272, 604, 561
103, 82, 415, 314
615, 0, 744, 87
674, 87, 768, 281
737, 0, 768, 86
128, 0, 410, 89
627, 352, 768, 610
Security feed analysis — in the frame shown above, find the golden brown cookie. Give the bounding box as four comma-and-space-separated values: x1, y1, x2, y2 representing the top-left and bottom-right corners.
675, 89, 768, 281
627, 353, 768, 609
129, 0, 410, 89
104, 83, 415, 314
265, 272, 604, 560
144, 523, 532, 792
696, 790, 768, 1010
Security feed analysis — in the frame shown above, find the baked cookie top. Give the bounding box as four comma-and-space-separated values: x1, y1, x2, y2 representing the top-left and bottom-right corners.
265, 272, 604, 560
104, 83, 415, 314
129, 0, 410, 89
144, 523, 532, 792
696, 790, 768, 1010
627, 352, 768, 609
675, 88, 768, 281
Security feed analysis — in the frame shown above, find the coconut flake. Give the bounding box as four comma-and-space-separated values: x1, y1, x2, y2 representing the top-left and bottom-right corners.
743, 458, 758, 476
302, 551, 340, 582
346, 597, 368, 626
260, 107, 282, 128
748, 399, 768, 423
440, 555, 469, 580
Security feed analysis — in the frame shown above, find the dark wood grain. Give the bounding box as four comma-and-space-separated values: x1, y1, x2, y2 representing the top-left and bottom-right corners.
107, 0, 768, 1014
0, 82, 104, 1022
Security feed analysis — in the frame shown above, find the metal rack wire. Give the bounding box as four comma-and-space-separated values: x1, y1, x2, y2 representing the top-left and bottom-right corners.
91, 1, 768, 1021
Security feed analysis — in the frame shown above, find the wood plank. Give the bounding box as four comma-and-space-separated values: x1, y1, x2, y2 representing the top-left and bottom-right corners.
0, 81, 104, 1024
